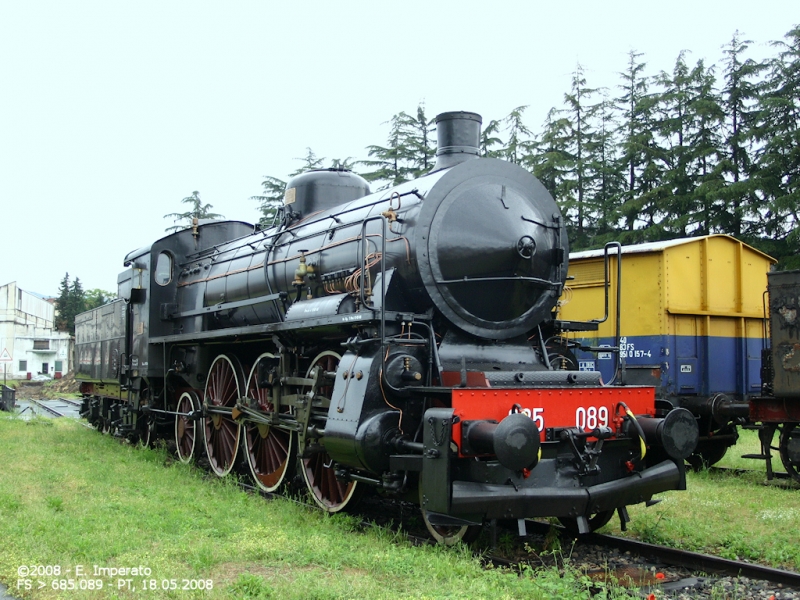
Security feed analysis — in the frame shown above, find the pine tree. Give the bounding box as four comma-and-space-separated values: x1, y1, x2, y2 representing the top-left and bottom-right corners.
652, 51, 695, 236
528, 108, 572, 207
651, 53, 724, 237
501, 106, 534, 165
615, 50, 662, 241
360, 113, 408, 189
685, 59, 726, 235
251, 176, 287, 227
53, 274, 86, 335
559, 65, 603, 245
397, 104, 436, 178
480, 119, 504, 158
717, 31, 766, 238
163, 191, 224, 233
290, 148, 325, 176
752, 26, 800, 268
585, 93, 626, 245
359, 104, 436, 189
66, 278, 85, 335
55, 273, 71, 331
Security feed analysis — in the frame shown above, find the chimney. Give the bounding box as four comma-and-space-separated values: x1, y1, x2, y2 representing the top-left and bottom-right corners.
431, 111, 482, 172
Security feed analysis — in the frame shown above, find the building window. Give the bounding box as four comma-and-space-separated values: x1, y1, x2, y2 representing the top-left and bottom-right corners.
155, 252, 173, 286
55, 360, 63, 372
19, 360, 27, 371
33, 340, 49, 350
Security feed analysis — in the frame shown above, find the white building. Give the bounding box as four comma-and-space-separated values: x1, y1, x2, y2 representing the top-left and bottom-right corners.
0, 282, 72, 379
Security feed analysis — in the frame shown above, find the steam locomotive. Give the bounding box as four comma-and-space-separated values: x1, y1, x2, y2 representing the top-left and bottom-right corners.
75, 111, 698, 542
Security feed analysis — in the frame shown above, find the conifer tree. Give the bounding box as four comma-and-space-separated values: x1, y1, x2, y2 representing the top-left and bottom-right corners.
54, 273, 86, 334
685, 59, 726, 235
752, 26, 800, 268
360, 113, 408, 188
55, 273, 71, 331
360, 103, 437, 189
615, 50, 662, 241
251, 176, 286, 227
501, 106, 534, 165
585, 94, 626, 245
398, 104, 436, 178
559, 65, 603, 245
163, 191, 224, 233
718, 31, 766, 238
480, 119, 504, 158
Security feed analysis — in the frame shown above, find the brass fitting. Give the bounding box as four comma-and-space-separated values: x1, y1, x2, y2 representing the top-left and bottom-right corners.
294, 250, 308, 285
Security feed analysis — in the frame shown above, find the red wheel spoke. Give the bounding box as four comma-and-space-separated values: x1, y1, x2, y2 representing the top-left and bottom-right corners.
203, 356, 242, 476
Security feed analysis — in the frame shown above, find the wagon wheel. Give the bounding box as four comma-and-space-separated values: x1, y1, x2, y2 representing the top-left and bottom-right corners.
203, 355, 244, 477
686, 442, 729, 471
778, 422, 800, 483
244, 353, 294, 492
301, 351, 360, 512
175, 391, 200, 463
558, 510, 616, 535
420, 484, 482, 545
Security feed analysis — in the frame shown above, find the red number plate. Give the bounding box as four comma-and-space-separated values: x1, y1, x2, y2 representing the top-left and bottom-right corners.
451, 387, 655, 453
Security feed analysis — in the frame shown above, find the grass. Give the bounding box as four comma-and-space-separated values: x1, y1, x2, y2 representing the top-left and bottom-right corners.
1, 416, 796, 599
0, 415, 636, 600
601, 429, 800, 569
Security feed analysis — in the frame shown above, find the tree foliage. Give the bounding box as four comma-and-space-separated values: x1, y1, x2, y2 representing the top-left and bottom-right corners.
242, 28, 800, 267
163, 191, 224, 233
54, 273, 88, 335
85, 288, 115, 310
359, 102, 436, 189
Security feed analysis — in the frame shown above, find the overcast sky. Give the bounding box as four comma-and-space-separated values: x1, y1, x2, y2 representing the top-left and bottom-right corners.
1, 1, 796, 296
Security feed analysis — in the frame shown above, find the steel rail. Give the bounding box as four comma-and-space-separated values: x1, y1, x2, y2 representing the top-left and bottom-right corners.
709, 465, 792, 481
584, 531, 800, 588
56, 397, 82, 407
525, 520, 800, 588
30, 399, 65, 418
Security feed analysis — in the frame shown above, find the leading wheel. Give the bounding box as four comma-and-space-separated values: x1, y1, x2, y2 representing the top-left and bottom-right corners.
420, 485, 481, 545
203, 354, 244, 477
244, 353, 294, 492
175, 391, 200, 463
421, 511, 482, 546
301, 351, 360, 512
779, 422, 800, 483
558, 510, 615, 535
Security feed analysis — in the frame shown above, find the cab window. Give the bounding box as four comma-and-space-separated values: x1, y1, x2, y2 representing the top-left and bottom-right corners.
155, 252, 172, 286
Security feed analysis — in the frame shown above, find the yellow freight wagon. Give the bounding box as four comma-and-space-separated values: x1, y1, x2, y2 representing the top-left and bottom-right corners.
559, 235, 776, 465
560, 235, 775, 400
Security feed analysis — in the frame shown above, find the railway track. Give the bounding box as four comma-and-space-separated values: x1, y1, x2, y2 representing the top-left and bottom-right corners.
521, 520, 800, 590
56, 397, 82, 408
710, 465, 793, 481
233, 478, 800, 597
19, 398, 82, 419
29, 399, 67, 418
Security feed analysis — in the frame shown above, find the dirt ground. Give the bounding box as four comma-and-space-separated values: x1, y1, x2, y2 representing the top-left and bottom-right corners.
14, 371, 80, 399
